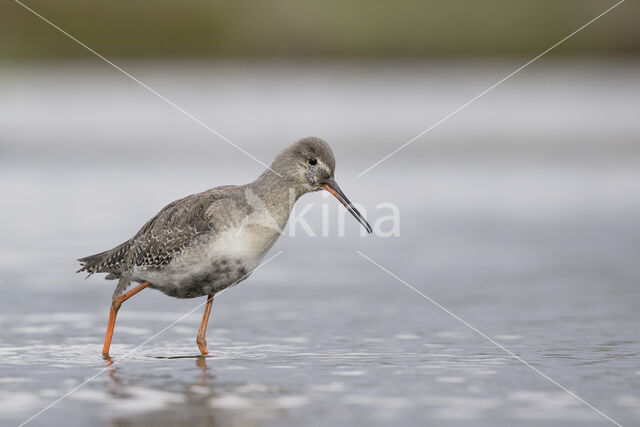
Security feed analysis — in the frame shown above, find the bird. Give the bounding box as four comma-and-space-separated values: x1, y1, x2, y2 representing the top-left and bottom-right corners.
77, 137, 372, 357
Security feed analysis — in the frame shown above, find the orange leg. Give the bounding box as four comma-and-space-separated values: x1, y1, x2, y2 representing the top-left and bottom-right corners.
102, 281, 151, 356
196, 294, 214, 355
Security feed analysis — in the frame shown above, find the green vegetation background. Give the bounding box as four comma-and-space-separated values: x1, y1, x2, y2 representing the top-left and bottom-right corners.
2, 0, 638, 59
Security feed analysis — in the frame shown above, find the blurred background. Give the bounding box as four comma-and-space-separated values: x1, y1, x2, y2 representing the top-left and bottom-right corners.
1, 1, 639, 426
3, 0, 640, 58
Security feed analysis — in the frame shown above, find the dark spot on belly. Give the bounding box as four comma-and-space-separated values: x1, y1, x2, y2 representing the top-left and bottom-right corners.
178, 282, 209, 298
156, 259, 251, 299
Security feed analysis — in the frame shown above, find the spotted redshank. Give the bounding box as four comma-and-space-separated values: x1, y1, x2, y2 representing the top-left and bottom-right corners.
78, 137, 372, 356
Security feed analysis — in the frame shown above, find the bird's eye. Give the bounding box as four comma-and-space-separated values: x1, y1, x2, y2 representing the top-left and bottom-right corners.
308, 158, 317, 165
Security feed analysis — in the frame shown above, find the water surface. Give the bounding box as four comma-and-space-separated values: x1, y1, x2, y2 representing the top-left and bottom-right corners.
1, 60, 639, 426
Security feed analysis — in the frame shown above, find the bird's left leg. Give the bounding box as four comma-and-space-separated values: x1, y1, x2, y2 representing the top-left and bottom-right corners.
196, 293, 214, 355
102, 281, 150, 356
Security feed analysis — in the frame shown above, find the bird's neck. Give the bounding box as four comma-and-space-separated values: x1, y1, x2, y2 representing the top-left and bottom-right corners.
245, 170, 304, 229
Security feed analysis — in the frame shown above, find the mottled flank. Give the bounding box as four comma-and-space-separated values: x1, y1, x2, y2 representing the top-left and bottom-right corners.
77, 137, 370, 300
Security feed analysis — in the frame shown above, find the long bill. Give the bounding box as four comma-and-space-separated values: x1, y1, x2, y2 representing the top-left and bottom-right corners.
322, 178, 373, 234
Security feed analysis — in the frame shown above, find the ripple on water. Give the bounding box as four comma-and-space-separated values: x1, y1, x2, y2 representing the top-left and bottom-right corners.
0, 391, 43, 415
71, 387, 186, 414
330, 370, 366, 376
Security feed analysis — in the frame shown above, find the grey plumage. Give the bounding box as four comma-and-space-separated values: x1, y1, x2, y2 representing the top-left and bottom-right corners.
78, 137, 371, 300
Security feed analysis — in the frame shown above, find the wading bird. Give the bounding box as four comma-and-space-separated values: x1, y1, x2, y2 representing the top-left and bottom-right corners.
78, 137, 372, 356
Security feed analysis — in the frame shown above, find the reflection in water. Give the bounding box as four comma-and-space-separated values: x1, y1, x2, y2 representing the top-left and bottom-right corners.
102, 353, 310, 427
97, 349, 316, 427
105, 355, 224, 427
196, 356, 209, 386
103, 355, 123, 398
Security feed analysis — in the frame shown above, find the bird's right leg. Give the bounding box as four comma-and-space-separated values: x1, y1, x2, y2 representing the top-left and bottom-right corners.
102, 281, 151, 356
196, 293, 214, 355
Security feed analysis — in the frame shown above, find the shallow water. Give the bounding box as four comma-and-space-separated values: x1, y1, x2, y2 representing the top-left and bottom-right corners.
1, 60, 639, 426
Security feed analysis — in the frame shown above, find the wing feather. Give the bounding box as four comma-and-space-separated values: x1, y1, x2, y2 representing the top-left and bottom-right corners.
78, 186, 238, 275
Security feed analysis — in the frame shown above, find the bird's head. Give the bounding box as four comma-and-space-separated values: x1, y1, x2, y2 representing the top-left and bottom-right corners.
271, 137, 372, 234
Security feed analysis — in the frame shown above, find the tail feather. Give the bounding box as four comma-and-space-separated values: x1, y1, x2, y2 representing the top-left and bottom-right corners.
77, 250, 110, 275
78, 239, 131, 276
78, 248, 130, 299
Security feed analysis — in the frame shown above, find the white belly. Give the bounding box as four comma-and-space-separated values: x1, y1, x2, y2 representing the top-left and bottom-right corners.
132, 224, 281, 298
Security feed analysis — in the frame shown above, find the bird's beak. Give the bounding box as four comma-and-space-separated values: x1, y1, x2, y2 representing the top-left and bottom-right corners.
322, 178, 373, 234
